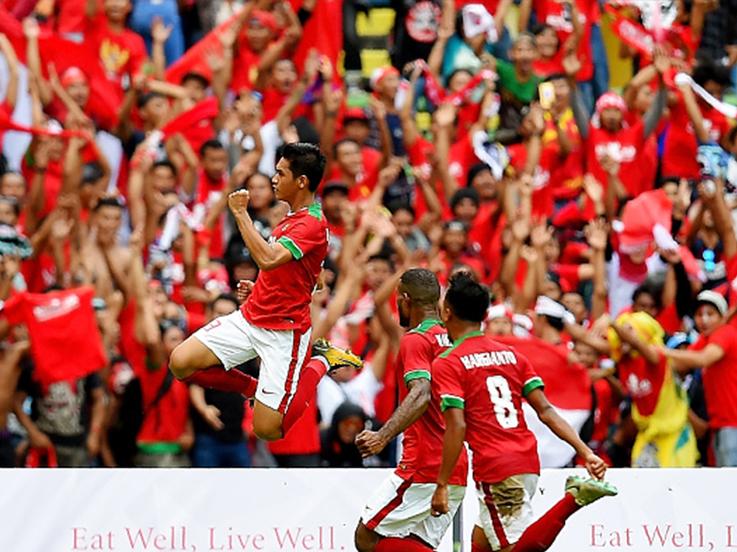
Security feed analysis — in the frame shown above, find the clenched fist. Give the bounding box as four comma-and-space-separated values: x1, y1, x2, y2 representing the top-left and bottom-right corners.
228, 189, 250, 215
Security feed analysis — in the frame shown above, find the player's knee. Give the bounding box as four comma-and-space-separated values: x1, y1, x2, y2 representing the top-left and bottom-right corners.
168, 344, 191, 380
354, 523, 377, 552
252, 418, 282, 442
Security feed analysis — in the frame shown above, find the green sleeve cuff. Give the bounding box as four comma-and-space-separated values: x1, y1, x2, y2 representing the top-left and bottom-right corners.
277, 236, 304, 260
522, 376, 544, 397
440, 395, 465, 411
404, 370, 431, 386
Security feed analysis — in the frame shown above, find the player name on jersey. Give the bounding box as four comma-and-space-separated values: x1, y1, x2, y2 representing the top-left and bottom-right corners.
459, 350, 519, 370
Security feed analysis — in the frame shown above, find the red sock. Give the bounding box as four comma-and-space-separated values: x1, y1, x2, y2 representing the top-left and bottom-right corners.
183, 366, 258, 397
375, 537, 433, 551
513, 493, 579, 552
281, 357, 327, 436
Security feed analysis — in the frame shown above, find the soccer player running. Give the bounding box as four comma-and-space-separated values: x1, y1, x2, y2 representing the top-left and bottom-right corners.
169, 143, 362, 442
354, 268, 467, 552
431, 272, 617, 552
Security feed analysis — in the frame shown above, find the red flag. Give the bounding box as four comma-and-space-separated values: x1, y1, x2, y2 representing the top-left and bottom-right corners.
165, 14, 238, 85
6, 29, 121, 129
41, 36, 121, 128
0, 109, 85, 139
290, 0, 343, 73
161, 97, 220, 153
619, 188, 673, 252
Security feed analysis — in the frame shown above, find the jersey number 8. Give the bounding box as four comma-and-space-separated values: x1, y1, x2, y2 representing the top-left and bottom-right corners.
486, 375, 519, 429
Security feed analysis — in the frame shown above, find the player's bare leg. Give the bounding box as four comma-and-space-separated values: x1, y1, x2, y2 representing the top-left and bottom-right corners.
471, 526, 494, 552
252, 339, 363, 442
474, 477, 618, 552
169, 337, 258, 397
354, 521, 380, 552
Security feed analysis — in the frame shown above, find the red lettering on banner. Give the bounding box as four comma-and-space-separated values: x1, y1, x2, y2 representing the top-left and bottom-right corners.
125, 526, 187, 550
590, 524, 633, 547
727, 525, 737, 547
273, 527, 335, 550
72, 528, 115, 550
643, 524, 705, 548
209, 527, 266, 550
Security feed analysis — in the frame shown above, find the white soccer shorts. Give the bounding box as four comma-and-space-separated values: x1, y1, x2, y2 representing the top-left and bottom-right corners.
361, 473, 465, 549
475, 473, 538, 551
193, 310, 311, 413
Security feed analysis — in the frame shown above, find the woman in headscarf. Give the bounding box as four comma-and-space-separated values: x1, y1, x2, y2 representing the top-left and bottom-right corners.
320, 401, 368, 468
608, 311, 697, 467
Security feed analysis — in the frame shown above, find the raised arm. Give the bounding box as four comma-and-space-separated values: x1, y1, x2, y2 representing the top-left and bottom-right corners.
0, 34, 19, 111
642, 49, 669, 139
227, 190, 294, 271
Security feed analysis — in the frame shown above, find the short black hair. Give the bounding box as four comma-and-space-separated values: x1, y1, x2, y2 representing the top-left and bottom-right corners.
137, 91, 166, 110
280, 142, 327, 192
632, 283, 662, 310
466, 163, 492, 188
445, 271, 489, 323
451, 188, 480, 211
152, 159, 178, 177
200, 139, 225, 157
181, 72, 210, 89
400, 268, 440, 308
388, 201, 415, 218
82, 162, 105, 184
210, 293, 239, 311
93, 196, 125, 211
333, 137, 360, 159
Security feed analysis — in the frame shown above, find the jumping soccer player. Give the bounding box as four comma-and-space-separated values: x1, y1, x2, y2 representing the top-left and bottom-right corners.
431, 272, 617, 552
354, 268, 467, 552
170, 143, 362, 442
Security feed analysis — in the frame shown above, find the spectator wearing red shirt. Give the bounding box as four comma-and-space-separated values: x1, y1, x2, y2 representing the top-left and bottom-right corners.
569, 50, 669, 200
85, 0, 148, 95
195, 140, 229, 258
665, 291, 737, 467
661, 62, 733, 181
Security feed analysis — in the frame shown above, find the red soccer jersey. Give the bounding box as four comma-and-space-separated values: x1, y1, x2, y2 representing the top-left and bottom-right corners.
242, 202, 328, 332
85, 15, 147, 91
587, 119, 645, 197
618, 352, 667, 417
661, 96, 731, 180
433, 332, 543, 484
137, 362, 190, 445
395, 319, 468, 485
690, 324, 737, 428
534, 0, 593, 81
1, 287, 107, 387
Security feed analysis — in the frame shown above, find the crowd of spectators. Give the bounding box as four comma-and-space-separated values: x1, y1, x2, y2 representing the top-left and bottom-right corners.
0, 0, 736, 470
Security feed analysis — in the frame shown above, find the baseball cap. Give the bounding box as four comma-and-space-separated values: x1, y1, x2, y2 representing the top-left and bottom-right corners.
343, 107, 369, 123
595, 92, 627, 115
696, 290, 727, 316
61, 66, 88, 88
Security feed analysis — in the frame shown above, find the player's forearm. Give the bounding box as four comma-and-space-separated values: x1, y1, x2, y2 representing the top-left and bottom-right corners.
377, 382, 431, 444
437, 417, 465, 486
233, 211, 280, 270
539, 405, 592, 458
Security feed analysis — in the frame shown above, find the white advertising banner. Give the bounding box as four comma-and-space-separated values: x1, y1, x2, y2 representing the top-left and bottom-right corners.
0, 468, 452, 552
1, 468, 737, 552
